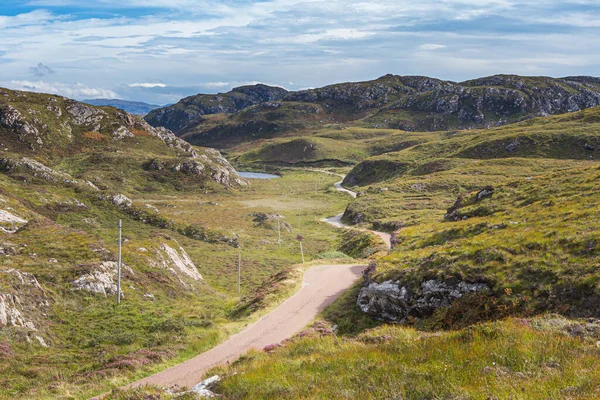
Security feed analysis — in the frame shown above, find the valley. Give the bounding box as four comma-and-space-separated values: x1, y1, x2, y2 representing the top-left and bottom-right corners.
2, 74, 600, 399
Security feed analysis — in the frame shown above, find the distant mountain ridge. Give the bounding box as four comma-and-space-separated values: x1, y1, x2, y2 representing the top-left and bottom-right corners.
83, 98, 162, 115
144, 74, 600, 149
145, 84, 288, 133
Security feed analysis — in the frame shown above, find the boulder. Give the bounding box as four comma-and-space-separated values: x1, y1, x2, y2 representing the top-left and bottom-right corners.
357, 279, 489, 322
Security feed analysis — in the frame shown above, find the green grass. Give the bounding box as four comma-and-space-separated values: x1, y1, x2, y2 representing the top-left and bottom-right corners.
210, 316, 600, 399
0, 161, 353, 399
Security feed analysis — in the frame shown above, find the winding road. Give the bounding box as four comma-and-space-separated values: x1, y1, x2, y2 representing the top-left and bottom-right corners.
323, 179, 392, 249
112, 171, 386, 394
125, 264, 365, 390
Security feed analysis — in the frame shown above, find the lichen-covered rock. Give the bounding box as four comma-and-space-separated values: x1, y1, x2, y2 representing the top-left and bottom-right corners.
112, 126, 134, 140
0, 269, 49, 346
357, 279, 489, 322
0, 210, 28, 233
72, 261, 134, 296
152, 241, 203, 282
111, 194, 133, 208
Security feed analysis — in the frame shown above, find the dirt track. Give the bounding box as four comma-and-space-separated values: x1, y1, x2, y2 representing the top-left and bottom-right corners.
127, 263, 365, 390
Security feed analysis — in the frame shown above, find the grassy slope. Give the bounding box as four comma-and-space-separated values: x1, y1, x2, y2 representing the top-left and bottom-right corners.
202, 109, 600, 399
0, 167, 357, 399
211, 316, 600, 399
0, 89, 360, 399
342, 106, 600, 228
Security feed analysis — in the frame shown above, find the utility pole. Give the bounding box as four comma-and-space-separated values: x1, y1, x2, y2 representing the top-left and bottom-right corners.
117, 219, 122, 305
297, 235, 305, 265
277, 216, 282, 246
238, 251, 241, 295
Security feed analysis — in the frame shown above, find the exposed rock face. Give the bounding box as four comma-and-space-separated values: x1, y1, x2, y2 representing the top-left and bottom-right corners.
145, 84, 289, 134
0, 269, 49, 346
147, 75, 600, 143
111, 194, 133, 208
72, 261, 134, 296
151, 241, 203, 282
290, 75, 600, 130
151, 148, 248, 187
0, 105, 41, 144
357, 279, 489, 322
0, 210, 28, 233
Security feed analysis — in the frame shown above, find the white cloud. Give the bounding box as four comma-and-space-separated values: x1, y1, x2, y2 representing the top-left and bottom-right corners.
419, 44, 446, 51
2, 80, 118, 99
128, 83, 167, 88
203, 82, 230, 88
1, 1, 599, 103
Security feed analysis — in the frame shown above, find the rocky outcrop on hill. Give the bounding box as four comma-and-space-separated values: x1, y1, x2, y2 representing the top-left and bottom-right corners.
146, 75, 600, 144
145, 148, 248, 187
0, 210, 28, 233
0, 87, 249, 189
72, 261, 134, 296
0, 269, 50, 346
150, 240, 203, 283
357, 278, 489, 322
145, 84, 289, 134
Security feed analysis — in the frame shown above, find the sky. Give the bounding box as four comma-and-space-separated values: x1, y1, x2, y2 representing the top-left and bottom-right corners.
0, 1, 599, 105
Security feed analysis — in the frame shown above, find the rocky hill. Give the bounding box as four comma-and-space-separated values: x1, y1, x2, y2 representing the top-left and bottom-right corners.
0, 88, 257, 398
0, 87, 247, 190
145, 75, 600, 151
145, 84, 289, 135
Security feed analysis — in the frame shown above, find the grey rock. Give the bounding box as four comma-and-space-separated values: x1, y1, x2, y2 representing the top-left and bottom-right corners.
111, 194, 132, 208
357, 279, 489, 322
190, 375, 220, 397
72, 261, 133, 296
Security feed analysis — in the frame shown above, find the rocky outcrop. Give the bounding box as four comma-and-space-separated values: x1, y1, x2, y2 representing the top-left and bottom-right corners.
251, 212, 292, 231
151, 241, 203, 282
148, 149, 248, 187
0, 156, 99, 190
0, 269, 50, 346
145, 84, 289, 134
111, 194, 133, 208
0, 105, 42, 144
0, 210, 28, 233
357, 279, 489, 322
72, 261, 134, 296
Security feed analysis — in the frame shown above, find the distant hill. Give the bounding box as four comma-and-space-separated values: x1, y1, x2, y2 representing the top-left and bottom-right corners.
82, 98, 162, 115
145, 75, 600, 150
145, 84, 289, 134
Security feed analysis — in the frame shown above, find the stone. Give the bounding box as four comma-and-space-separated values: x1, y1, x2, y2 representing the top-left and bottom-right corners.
152, 241, 203, 282
357, 278, 489, 322
72, 261, 133, 296
190, 375, 220, 397
111, 194, 132, 208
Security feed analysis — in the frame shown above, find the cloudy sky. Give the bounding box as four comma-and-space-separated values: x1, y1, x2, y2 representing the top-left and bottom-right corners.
0, 1, 599, 104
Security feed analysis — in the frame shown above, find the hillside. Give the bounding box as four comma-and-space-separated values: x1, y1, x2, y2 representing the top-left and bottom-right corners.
198, 108, 600, 400
341, 106, 600, 227
82, 99, 163, 116
146, 75, 600, 157
0, 88, 365, 399
145, 84, 289, 135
